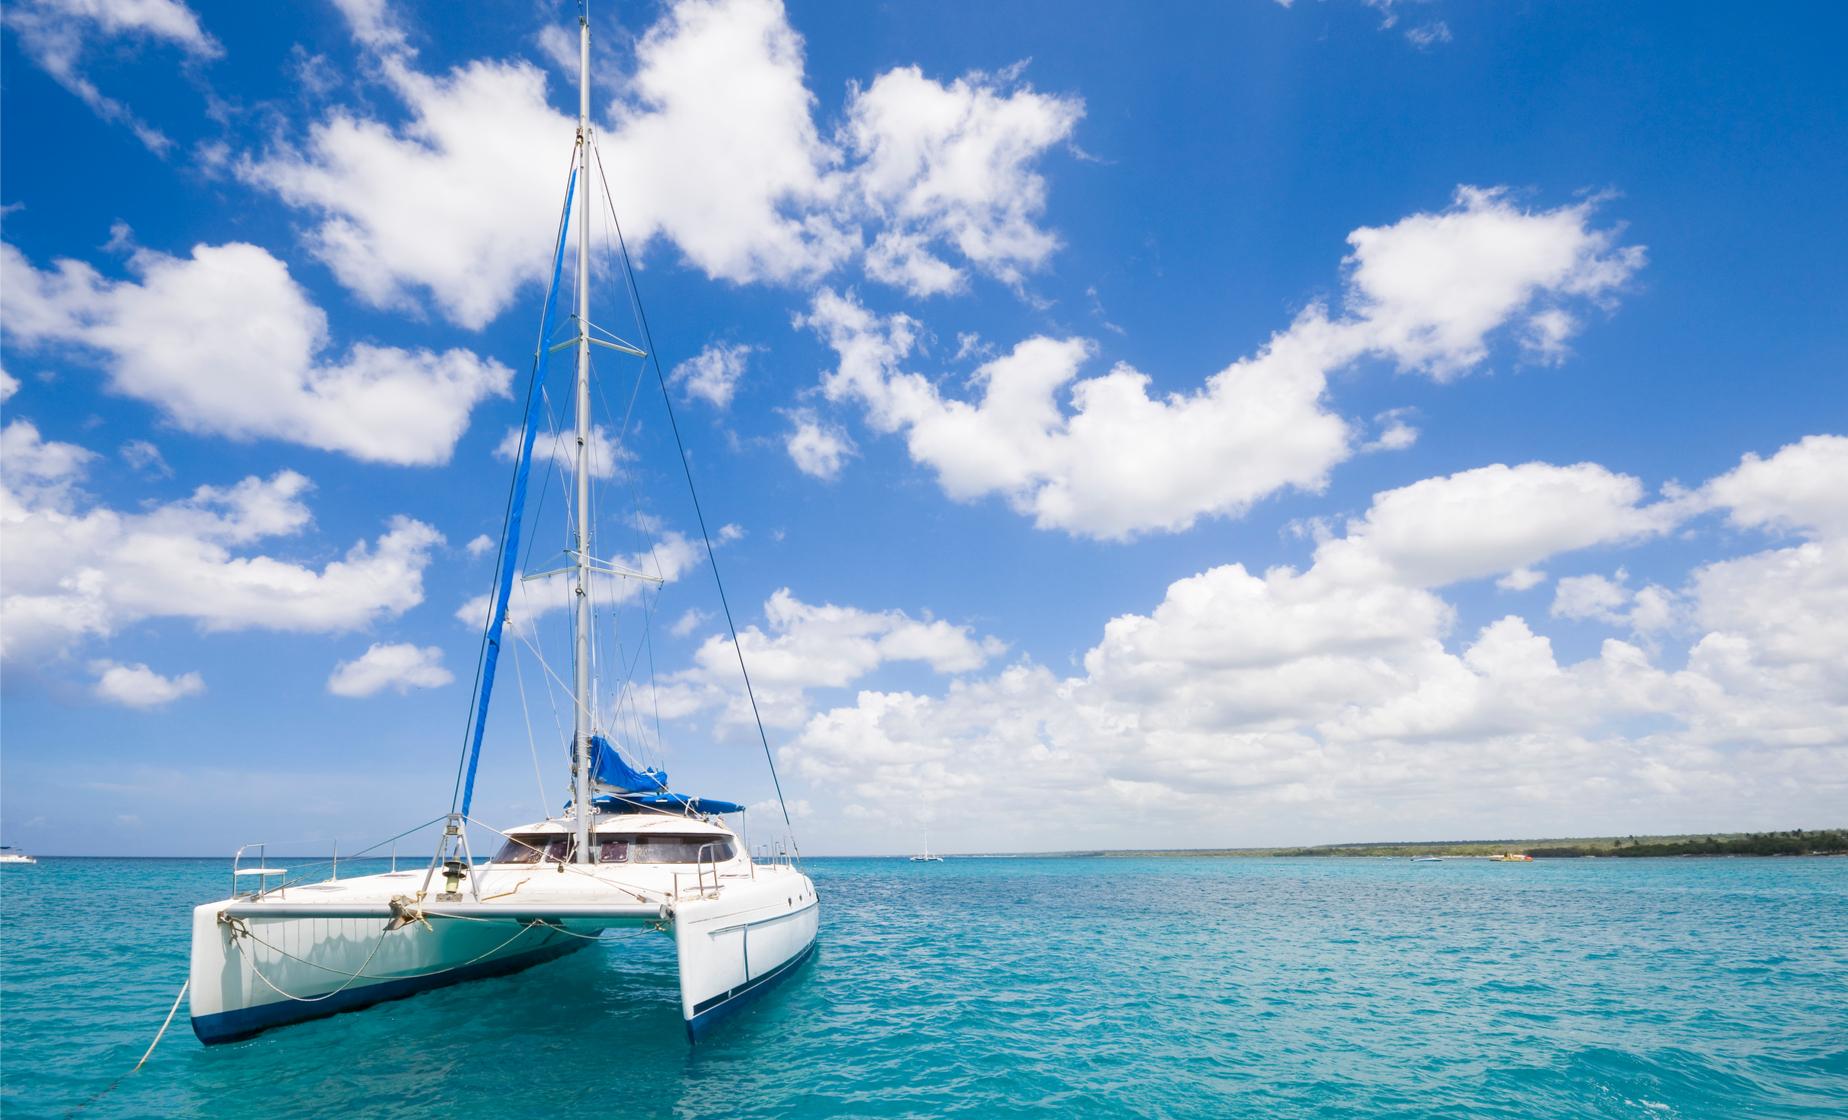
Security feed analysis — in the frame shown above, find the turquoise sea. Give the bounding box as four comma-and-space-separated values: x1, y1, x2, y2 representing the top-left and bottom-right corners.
3, 855, 1844, 1118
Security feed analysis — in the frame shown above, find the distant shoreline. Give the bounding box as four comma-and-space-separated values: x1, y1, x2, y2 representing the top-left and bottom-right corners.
12, 828, 1845, 861
956, 828, 1848, 860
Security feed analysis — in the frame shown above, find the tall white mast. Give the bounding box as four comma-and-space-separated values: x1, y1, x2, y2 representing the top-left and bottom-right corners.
571, 7, 594, 863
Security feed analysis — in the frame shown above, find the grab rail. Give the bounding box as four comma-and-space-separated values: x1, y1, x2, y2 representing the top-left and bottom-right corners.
230, 843, 288, 900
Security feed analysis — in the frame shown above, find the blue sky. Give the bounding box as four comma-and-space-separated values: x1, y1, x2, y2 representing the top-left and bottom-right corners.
2, 0, 1843, 857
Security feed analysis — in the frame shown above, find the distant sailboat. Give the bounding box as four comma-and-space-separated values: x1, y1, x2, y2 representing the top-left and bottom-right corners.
186, 4, 816, 1045
909, 833, 943, 863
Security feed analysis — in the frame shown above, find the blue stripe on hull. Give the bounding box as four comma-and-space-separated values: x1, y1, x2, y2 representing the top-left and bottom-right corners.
191, 937, 589, 1045
685, 937, 818, 1043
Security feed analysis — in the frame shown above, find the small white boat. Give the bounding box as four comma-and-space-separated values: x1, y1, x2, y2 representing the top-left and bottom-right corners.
909, 832, 943, 862
1411, 856, 1443, 863
188, 5, 816, 1045
0, 847, 36, 865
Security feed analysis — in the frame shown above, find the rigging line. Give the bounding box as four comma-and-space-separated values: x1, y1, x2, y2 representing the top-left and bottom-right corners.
591, 140, 801, 860
515, 625, 597, 727
449, 148, 579, 817
511, 640, 552, 814
646, 596, 666, 763
265, 815, 450, 893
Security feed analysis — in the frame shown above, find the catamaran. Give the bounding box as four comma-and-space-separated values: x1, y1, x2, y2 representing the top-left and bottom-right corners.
187, 7, 818, 1045
909, 833, 943, 862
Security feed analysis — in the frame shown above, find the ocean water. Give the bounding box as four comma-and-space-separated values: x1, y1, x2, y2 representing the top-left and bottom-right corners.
2, 855, 1844, 1119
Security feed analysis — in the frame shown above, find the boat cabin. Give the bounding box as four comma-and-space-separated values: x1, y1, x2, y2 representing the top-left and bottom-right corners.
489, 815, 740, 866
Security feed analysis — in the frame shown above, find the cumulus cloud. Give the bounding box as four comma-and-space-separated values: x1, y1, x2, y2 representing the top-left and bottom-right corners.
327, 642, 454, 697
660, 588, 1006, 729
671, 342, 754, 409
90, 660, 205, 707
1, 423, 443, 663
1320, 460, 1675, 588
1701, 434, 1848, 539
1339, 186, 1644, 378
240, 0, 1082, 327
1, 241, 510, 465
1359, 408, 1419, 453
466, 533, 495, 557
2, 0, 220, 153
494, 423, 627, 480
785, 412, 854, 480
777, 437, 1848, 847
843, 63, 1083, 295
799, 188, 1642, 539
454, 529, 705, 632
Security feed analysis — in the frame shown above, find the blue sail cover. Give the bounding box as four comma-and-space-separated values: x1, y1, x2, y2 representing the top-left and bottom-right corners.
588, 734, 669, 792
586, 735, 744, 815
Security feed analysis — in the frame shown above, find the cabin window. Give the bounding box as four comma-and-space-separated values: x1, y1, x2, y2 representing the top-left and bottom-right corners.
492, 834, 572, 863
594, 835, 733, 864
495, 833, 732, 864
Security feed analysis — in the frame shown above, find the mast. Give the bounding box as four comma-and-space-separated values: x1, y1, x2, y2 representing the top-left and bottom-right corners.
571, 8, 594, 863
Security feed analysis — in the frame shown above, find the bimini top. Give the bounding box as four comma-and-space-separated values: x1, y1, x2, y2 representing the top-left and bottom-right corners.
587, 735, 745, 816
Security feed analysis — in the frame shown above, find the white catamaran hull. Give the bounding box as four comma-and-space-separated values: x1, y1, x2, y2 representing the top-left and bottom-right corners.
189, 864, 817, 1044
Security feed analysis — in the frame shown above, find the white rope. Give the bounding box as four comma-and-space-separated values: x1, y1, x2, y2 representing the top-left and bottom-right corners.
133, 980, 189, 1071
231, 919, 544, 999
236, 924, 394, 1004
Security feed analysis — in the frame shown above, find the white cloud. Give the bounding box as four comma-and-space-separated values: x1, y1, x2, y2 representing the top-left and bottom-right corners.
2, 418, 96, 509
119, 438, 171, 477
243, 0, 1083, 327
1322, 460, 1675, 588
662, 588, 1005, 729
780, 439, 1848, 847
785, 412, 854, 480
494, 423, 626, 480
1, 429, 443, 663
598, 0, 853, 285
843, 63, 1083, 295
800, 188, 1642, 539
1496, 566, 1547, 592
670, 608, 711, 637
1360, 408, 1419, 453
243, 0, 843, 327
1341, 186, 1643, 378
1404, 21, 1452, 49
2, 0, 221, 153
465, 533, 495, 557
1550, 570, 1680, 636
1, 241, 510, 465
90, 660, 204, 707
0, 368, 19, 401
327, 642, 454, 697
454, 530, 705, 631
1702, 434, 1848, 539
671, 342, 754, 409
1551, 571, 1631, 624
